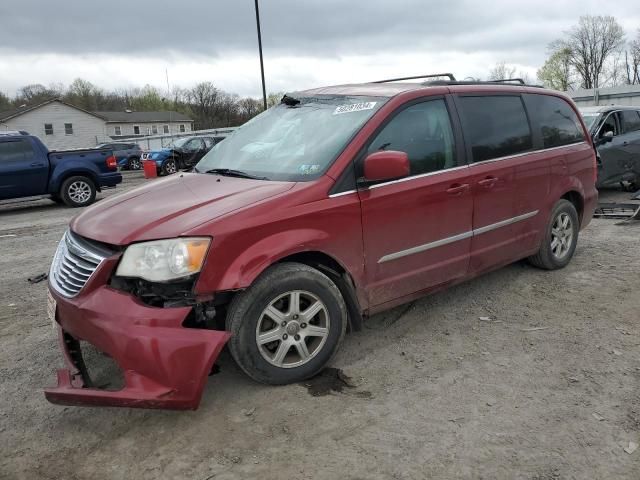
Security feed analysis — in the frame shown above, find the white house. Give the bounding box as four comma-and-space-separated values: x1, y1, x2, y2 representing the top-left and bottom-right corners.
0, 99, 194, 150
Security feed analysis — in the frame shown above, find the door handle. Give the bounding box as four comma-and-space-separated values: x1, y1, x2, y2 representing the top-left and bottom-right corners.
30, 162, 45, 167
478, 176, 498, 188
623, 141, 628, 146
446, 183, 470, 196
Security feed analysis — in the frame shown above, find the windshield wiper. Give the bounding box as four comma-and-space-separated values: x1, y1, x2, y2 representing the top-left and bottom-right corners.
204, 168, 269, 180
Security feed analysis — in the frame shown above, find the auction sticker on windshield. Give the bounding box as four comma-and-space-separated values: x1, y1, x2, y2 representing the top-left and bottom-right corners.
333, 102, 377, 115
47, 290, 57, 329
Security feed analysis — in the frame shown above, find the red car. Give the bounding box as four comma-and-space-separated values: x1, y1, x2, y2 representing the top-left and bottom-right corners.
45, 76, 597, 409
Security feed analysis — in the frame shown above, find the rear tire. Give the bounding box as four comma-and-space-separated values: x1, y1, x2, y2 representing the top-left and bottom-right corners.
528, 199, 579, 270
60, 176, 96, 208
226, 262, 347, 385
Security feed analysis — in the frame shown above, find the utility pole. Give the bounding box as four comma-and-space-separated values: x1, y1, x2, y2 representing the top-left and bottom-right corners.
254, 0, 268, 110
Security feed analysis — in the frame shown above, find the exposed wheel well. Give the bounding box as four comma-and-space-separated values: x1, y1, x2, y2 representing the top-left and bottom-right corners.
276, 251, 363, 332
561, 191, 584, 225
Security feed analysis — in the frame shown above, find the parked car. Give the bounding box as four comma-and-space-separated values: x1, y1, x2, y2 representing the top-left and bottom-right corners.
0, 131, 122, 207
95, 142, 143, 170
145, 136, 219, 175
579, 105, 640, 189
45, 78, 597, 409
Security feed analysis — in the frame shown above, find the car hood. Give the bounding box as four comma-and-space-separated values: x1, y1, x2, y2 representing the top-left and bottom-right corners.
70, 173, 295, 245
151, 148, 172, 157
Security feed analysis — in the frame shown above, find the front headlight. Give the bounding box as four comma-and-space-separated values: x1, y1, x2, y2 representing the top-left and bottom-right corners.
115, 237, 211, 282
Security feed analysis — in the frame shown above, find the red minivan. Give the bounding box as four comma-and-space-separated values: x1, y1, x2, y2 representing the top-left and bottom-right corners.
45, 77, 597, 409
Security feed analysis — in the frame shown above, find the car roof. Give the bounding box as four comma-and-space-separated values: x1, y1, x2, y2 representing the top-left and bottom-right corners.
296, 82, 566, 99
578, 105, 640, 114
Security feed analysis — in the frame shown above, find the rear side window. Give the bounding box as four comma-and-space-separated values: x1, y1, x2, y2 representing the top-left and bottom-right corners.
457, 96, 532, 162
526, 95, 585, 148
366, 99, 456, 175
0, 139, 35, 162
621, 110, 640, 133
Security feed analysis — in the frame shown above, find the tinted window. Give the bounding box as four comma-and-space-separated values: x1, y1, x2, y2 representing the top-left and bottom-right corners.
621, 110, 640, 133
366, 99, 456, 175
458, 96, 532, 162
0, 140, 35, 162
527, 95, 585, 148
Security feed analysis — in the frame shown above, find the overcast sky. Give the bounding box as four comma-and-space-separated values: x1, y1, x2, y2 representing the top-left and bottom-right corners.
1, 0, 639, 98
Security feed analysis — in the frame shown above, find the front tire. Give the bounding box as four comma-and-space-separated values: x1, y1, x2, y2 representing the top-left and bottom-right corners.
128, 157, 141, 170
528, 199, 579, 270
162, 158, 177, 175
60, 176, 96, 208
226, 262, 347, 385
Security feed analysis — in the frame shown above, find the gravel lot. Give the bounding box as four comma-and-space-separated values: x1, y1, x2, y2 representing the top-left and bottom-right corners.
1, 172, 639, 479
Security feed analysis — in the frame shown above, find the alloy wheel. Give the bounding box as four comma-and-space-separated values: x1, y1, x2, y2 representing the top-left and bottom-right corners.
550, 212, 573, 260
256, 290, 330, 368
68, 181, 92, 204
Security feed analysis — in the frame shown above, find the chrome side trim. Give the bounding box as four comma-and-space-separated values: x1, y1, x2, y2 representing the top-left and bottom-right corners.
378, 210, 539, 264
464, 142, 586, 167
369, 165, 469, 190
473, 210, 539, 236
379, 230, 473, 263
328, 189, 357, 198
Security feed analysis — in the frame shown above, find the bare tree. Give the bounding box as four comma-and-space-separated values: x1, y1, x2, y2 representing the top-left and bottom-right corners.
560, 15, 625, 89
624, 30, 640, 85
537, 46, 574, 91
0, 91, 10, 111
488, 61, 517, 81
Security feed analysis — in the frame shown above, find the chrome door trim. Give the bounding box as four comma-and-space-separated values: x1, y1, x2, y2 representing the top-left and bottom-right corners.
368, 165, 469, 190
473, 210, 539, 236
379, 230, 473, 263
378, 210, 539, 264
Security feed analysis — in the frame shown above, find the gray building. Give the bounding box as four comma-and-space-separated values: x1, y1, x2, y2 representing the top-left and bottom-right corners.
568, 84, 640, 107
0, 99, 194, 150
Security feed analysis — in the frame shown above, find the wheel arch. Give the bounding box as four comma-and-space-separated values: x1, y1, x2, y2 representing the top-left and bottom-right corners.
275, 251, 364, 332
560, 190, 584, 225
53, 170, 100, 193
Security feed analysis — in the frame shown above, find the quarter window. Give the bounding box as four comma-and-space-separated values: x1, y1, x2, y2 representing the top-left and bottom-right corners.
526, 94, 585, 148
44, 123, 53, 135
366, 99, 456, 175
0, 139, 35, 162
621, 110, 640, 133
458, 96, 533, 162
114, 125, 122, 136
64, 123, 73, 135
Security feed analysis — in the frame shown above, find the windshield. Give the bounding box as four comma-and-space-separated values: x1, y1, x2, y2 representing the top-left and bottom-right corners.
195, 95, 387, 181
580, 112, 600, 131
168, 137, 191, 149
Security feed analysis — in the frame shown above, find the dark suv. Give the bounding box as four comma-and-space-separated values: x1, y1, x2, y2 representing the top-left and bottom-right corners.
95, 142, 143, 170
580, 105, 640, 189
46, 76, 597, 410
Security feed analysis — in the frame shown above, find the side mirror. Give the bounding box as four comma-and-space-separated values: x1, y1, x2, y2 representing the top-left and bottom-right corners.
362, 150, 410, 183
596, 130, 614, 146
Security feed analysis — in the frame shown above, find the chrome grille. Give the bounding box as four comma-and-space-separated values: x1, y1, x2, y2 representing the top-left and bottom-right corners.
49, 230, 111, 298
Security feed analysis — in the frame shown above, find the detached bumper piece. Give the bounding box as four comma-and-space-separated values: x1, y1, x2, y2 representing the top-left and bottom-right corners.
593, 202, 640, 221
45, 286, 231, 410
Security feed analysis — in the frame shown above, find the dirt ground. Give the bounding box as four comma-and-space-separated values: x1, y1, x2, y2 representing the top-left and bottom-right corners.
1, 173, 639, 480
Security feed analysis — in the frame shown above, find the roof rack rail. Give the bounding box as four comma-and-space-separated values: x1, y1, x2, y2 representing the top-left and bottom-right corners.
0, 130, 29, 136
423, 79, 543, 88
372, 73, 456, 83
492, 78, 525, 84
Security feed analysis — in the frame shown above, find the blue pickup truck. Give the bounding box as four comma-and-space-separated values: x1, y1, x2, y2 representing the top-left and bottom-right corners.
0, 131, 122, 207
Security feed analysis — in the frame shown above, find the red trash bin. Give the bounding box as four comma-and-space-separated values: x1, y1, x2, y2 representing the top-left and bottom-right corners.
142, 160, 158, 179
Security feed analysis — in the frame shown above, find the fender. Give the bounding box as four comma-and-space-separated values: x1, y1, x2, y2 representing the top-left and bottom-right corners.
197, 228, 362, 295
48, 163, 100, 193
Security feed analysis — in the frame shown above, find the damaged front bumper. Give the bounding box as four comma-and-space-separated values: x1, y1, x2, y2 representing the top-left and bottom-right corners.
45, 285, 230, 410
